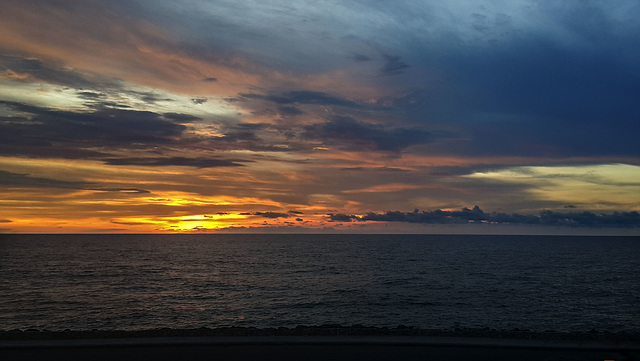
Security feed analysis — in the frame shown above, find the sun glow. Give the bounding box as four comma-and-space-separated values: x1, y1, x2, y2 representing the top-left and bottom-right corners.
139, 192, 287, 208
113, 213, 250, 232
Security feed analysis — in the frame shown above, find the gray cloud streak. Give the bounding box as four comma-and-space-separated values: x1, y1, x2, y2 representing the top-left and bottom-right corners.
103, 157, 247, 168
0, 170, 151, 194
329, 206, 640, 228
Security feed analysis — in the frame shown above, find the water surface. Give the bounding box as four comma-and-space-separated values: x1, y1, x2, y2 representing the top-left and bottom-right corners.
1, 234, 638, 332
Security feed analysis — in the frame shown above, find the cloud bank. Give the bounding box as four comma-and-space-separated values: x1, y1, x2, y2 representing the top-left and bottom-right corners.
330, 206, 640, 228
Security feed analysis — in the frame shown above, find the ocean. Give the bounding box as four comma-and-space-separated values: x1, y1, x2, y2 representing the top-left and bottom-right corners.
1, 234, 638, 332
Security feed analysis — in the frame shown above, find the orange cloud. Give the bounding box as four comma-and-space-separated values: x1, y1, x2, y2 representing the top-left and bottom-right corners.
0, 1, 261, 96
0, 1, 387, 103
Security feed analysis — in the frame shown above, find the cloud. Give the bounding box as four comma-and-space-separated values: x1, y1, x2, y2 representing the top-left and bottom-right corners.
218, 123, 264, 141
2, 101, 185, 142
0, 53, 108, 89
351, 53, 372, 62
188, 122, 313, 153
277, 106, 304, 116
399, 3, 640, 159
238, 212, 291, 219
232, 89, 431, 152
92, 188, 151, 194
329, 206, 640, 228
0, 170, 151, 194
379, 54, 409, 76
0, 219, 13, 223
191, 98, 208, 105
327, 213, 358, 222
340, 166, 410, 172
126, 91, 174, 104
304, 116, 435, 151
76, 91, 107, 100
465, 163, 640, 210
0, 170, 90, 189
252, 211, 290, 219
162, 113, 202, 123
241, 90, 363, 108
103, 157, 247, 168
0, 101, 186, 158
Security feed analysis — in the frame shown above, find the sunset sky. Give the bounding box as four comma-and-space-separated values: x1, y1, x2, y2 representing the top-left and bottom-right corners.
1, 0, 640, 234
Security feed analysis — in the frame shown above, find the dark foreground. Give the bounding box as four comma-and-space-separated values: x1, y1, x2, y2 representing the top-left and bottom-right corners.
2, 327, 639, 361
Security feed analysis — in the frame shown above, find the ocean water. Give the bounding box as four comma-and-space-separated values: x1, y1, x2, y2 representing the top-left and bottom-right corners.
0, 234, 638, 332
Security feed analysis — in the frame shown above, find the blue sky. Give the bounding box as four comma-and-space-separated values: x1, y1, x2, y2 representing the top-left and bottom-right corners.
1, 0, 639, 233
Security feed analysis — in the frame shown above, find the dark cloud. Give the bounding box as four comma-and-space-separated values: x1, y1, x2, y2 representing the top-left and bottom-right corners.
89, 101, 133, 110
351, 53, 372, 62
255, 212, 290, 218
0, 142, 110, 159
162, 113, 201, 123
202, 77, 217, 82
427, 165, 499, 177
81, 88, 173, 108
340, 3, 637, 160
200, 122, 307, 152
0, 170, 150, 193
0, 170, 90, 189
0, 55, 179, 109
241, 90, 363, 108
92, 188, 151, 194
134, 91, 174, 104
537, 210, 640, 227
304, 116, 435, 151
230, 90, 423, 153
103, 156, 247, 168
77, 91, 107, 100
218, 123, 263, 142
409, 27, 640, 158
191, 98, 208, 105
329, 206, 640, 228
0, 101, 186, 157
171, 121, 305, 153
380, 54, 410, 76
0, 54, 103, 88
327, 213, 358, 222
244, 212, 291, 219
278, 106, 304, 116
0, 219, 12, 223
341, 166, 410, 172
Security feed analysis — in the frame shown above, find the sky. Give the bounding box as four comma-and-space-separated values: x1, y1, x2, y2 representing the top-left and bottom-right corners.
1, 0, 640, 234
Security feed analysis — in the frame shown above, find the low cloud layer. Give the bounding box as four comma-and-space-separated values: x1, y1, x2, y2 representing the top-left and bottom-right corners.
329, 207, 640, 228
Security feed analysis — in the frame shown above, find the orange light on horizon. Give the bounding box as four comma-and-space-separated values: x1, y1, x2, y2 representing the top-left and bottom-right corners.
111, 213, 251, 232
